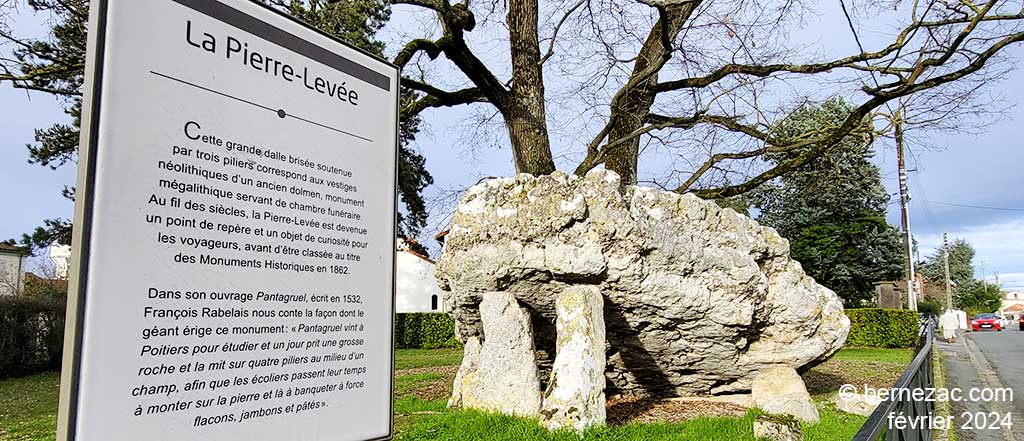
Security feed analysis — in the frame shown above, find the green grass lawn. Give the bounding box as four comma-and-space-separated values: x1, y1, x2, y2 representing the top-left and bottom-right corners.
0, 373, 60, 441
394, 397, 866, 441
829, 347, 914, 364
0, 346, 909, 440
803, 346, 913, 402
389, 346, 910, 440
395, 348, 464, 370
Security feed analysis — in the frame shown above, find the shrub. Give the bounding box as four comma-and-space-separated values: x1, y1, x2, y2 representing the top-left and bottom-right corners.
395, 313, 461, 349
917, 298, 943, 317
0, 296, 66, 379
845, 308, 919, 348
23, 273, 68, 300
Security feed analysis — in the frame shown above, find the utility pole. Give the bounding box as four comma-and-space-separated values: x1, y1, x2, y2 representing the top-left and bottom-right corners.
944, 233, 953, 310
981, 260, 988, 291
895, 110, 918, 311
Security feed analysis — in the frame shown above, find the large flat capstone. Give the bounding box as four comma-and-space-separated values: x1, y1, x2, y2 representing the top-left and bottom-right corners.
437, 170, 849, 397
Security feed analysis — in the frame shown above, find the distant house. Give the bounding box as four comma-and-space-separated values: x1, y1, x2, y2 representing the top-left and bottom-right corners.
999, 291, 1024, 322
396, 240, 445, 313
0, 243, 30, 296
49, 244, 72, 280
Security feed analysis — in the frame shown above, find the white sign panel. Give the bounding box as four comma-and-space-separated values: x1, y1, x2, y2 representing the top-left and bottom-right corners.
59, 1, 397, 440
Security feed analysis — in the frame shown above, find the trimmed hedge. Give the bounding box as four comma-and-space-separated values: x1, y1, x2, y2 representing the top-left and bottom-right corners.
395, 313, 461, 349
845, 308, 919, 348
0, 296, 66, 379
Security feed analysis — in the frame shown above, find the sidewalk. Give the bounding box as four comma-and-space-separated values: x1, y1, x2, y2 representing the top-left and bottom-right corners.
935, 334, 1018, 441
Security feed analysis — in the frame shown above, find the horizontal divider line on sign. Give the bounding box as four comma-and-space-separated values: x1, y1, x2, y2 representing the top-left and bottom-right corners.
149, 70, 373, 143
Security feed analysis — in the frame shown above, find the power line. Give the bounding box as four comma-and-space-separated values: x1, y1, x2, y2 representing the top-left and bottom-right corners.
919, 200, 1024, 212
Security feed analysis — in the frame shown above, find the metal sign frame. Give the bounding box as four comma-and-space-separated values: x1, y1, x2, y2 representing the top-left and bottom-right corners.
57, 1, 399, 440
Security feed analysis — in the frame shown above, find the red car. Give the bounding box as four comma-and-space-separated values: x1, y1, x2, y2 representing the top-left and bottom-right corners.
971, 313, 1003, 331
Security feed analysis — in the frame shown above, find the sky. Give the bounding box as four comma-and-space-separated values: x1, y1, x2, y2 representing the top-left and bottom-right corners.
0, 1, 1022, 290
0, 7, 77, 270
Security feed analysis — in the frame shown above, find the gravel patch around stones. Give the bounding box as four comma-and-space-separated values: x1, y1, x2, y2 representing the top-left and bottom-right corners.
606, 396, 750, 425
396, 365, 459, 401
407, 379, 454, 401
396, 365, 459, 378
396, 364, 753, 425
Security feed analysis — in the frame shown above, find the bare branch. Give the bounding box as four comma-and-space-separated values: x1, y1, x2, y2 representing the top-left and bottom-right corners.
394, 38, 445, 68
539, 0, 587, 65
393, 0, 449, 13
401, 78, 487, 118
683, 25, 1024, 198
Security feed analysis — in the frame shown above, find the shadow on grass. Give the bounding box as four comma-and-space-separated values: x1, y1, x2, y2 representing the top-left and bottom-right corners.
802, 370, 847, 397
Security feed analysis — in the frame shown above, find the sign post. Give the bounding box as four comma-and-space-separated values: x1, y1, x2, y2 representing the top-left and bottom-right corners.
57, 1, 398, 440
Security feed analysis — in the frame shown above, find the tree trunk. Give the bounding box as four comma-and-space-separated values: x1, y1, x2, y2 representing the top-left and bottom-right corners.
505, 103, 556, 175
605, 89, 655, 184
506, 0, 555, 176
604, 3, 699, 184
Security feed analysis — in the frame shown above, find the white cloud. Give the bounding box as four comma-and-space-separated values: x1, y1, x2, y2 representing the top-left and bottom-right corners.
914, 218, 1024, 290
989, 272, 1024, 292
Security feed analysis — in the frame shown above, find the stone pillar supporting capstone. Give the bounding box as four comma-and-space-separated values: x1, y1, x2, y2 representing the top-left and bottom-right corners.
540, 285, 607, 432
449, 292, 542, 417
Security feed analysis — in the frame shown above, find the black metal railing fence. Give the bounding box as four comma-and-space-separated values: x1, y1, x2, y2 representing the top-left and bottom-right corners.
852, 320, 935, 441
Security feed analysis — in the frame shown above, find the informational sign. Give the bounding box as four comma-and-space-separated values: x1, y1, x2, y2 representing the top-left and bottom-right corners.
58, 1, 397, 440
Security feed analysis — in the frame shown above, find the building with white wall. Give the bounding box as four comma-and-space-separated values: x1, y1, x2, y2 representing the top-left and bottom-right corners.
0, 244, 29, 296
999, 291, 1024, 322
396, 240, 446, 313
49, 244, 72, 280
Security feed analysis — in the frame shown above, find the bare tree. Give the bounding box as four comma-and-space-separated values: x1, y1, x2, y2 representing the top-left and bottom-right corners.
0, 267, 22, 296
392, 0, 1024, 195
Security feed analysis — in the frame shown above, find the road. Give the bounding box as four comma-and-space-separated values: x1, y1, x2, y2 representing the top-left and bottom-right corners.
938, 328, 1024, 441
